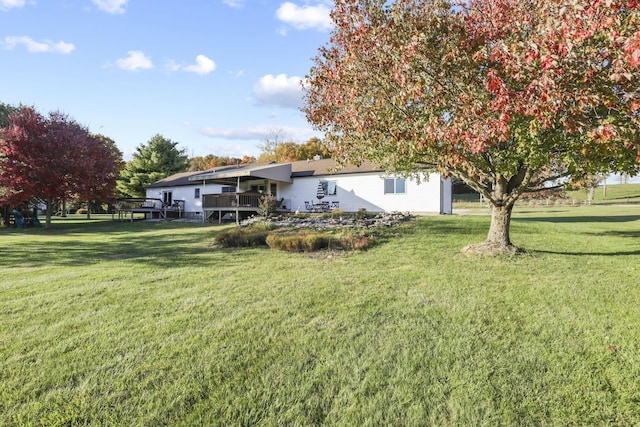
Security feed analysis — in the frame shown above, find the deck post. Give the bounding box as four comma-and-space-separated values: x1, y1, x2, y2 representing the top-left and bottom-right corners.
235, 176, 240, 225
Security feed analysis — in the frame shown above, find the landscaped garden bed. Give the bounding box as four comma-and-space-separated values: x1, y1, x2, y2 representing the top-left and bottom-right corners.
213, 211, 415, 253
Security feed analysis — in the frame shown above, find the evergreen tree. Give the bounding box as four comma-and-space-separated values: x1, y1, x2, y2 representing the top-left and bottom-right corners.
117, 134, 189, 198
0, 102, 19, 128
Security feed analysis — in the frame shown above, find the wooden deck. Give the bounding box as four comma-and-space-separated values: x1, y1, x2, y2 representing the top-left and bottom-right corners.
203, 192, 261, 223
203, 191, 290, 223
115, 198, 185, 221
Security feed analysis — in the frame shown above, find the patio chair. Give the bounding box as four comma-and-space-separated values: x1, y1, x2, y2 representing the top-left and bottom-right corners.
304, 201, 313, 211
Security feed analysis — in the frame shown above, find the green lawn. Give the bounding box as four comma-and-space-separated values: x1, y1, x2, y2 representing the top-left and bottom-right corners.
455, 182, 640, 208
2, 208, 640, 426
567, 182, 640, 204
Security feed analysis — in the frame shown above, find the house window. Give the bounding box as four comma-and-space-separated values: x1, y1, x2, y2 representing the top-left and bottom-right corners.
221, 186, 236, 193
320, 180, 337, 196
194, 188, 200, 199
384, 178, 406, 194
162, 191, 173, 206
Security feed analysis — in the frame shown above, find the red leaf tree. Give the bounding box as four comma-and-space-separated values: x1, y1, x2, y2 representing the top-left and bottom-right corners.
304, 0, 640, 254
0, 107, 120, 228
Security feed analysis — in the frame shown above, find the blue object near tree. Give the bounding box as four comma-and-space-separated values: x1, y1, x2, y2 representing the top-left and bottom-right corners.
12, 209, 26, 229
31, 214, 42, 227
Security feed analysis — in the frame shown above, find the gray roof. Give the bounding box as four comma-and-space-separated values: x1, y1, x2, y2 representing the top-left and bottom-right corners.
146, 170, 210, 188
189, 162, 292, 184
147, 158, 386, 188
290, 158, 384, 177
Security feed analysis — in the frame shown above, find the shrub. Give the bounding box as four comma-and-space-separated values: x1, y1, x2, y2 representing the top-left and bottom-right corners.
247, 220, 276, 231
257, 195, 277, 218
266, 230, 332, 252
214, 227, 269, 248
355, 208, 370, 219
336, 229, 377, 250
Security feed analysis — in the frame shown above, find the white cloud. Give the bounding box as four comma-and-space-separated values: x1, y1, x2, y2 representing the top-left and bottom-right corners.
201, 125, 276, 141
164, 55, 216, 75
2, 36, 75, 54
229, 69, 245, 79
163, 59, 182, 72
183, 55, 216, 75
200, 125, 318, 144
92, 0, 128, 14
253, 74, 305, 109
276, 2, 332, 32
222, 0, 244, 8
209, 142, 255, 158
115, 50, 153, 71
0, 0, 25, 11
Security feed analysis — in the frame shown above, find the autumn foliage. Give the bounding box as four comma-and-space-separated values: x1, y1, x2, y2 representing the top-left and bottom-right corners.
304, 0, 640, 253
0, 106, 120, 227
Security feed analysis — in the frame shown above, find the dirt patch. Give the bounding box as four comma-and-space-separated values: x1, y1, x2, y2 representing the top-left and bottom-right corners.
462, 241, 524, 257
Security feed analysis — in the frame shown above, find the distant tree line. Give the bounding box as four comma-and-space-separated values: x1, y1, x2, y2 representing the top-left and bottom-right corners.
257, 136, 329, 163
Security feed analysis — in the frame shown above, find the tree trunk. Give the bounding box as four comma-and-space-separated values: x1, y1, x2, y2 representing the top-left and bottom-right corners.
2, 204, 9, 227
486, 204, 513, 247
45, 198, 53, 229
463, 203, 518, 255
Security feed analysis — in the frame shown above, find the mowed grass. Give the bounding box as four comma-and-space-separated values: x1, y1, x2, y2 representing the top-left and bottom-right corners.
567, 182, 640, 204
1, 208, 640, 426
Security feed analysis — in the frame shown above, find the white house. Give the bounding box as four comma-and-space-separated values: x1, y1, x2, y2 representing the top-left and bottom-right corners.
141, 158, 452, 222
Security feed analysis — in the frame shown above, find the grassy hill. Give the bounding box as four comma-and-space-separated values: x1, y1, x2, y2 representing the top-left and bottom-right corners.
567, 182, 640, 204
455, 183, 640, 207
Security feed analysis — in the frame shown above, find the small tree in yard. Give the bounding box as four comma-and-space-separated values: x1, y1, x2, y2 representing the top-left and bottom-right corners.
257, 194, 277, 218
304, 0, 640, 254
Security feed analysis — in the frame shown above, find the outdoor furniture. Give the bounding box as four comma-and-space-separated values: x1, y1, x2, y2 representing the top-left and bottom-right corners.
305, 200, 338, 213
313, 201, 330, 212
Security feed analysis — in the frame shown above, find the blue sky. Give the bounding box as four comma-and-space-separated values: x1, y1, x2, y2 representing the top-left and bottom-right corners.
0, 0, 332, 160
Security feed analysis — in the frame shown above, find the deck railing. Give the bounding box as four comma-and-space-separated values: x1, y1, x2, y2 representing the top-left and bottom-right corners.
203, 192, 262, 209
115, 198, 184, 210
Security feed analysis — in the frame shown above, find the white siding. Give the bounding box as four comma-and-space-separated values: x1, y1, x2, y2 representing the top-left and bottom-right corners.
441, 177, 453, 214
146, 183, 226, 217
279, 172, 450, 214
147, 170, 451, 216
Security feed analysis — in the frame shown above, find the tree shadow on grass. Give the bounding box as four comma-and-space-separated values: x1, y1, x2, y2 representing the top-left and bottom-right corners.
531, 248, 640, 256
0, 220, 230, 269
581, 229, 640, 238
514, 214, 640, 224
